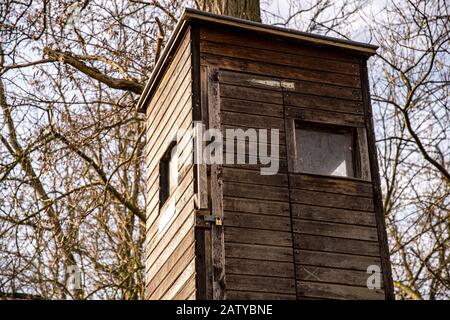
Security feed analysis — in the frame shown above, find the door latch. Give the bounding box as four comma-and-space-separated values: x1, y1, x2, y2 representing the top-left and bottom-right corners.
203, 214, 223, 226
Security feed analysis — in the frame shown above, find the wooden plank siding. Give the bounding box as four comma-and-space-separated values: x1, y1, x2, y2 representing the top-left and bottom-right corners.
204, 65, 297, 299
141, 18, 390, 300
144, 28, 196, 300
199, 25, 388, 300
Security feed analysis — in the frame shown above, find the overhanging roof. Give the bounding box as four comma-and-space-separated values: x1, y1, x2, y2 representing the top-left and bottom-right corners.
137, 8, 378, 112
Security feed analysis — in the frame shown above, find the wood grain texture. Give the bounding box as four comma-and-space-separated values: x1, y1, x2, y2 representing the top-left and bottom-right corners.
296, 265, 384, 288
293, 234, 380, 257
144, 30, 195, 300
227, 274, 296, 295
139, 23, 391, 300
208, 67, 226, 300
297, 281, 385, 300
199, 27, 361, 64
201, 40, 360, 76
291, 204, 376, 227
295, 249, 381, 271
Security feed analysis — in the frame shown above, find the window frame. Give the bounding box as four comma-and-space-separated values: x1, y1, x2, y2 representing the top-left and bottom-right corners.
286, 117, 371, 181
294, 121, 359, 178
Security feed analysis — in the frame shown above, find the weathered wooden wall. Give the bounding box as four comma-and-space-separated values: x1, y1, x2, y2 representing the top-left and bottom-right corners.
144, 28, 197, 300
199, 25, 391, 300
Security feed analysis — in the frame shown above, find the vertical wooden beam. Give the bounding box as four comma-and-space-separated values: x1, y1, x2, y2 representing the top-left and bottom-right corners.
360, 57, 395, 300
191, 25, 201, 122
194, 123, 208, 210
284, 118, 298, 173
208, 67, 226, 300
194, 227, 207, 299
282, 86, 300, 300
357, 127, 371, 181
191, 26, 212, 300
191, 24, 206, 207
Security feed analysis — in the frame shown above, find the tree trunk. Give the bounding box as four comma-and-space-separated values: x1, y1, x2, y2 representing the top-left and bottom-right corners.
197, 0, 261, 22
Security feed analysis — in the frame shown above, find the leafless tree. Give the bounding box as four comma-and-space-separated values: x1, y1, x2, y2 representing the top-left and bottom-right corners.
367, 0, 449, 300
0, 0, 186, 299
0, 0, 448, 300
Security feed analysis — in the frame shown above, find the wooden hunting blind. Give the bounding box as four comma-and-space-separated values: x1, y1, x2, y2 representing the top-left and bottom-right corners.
137, 8, 394, 300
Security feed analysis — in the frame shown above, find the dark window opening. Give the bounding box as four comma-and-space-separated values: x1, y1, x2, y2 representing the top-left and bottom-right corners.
159, 142, 178, 207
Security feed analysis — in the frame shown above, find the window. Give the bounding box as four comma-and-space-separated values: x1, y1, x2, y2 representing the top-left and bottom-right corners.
295, 122, 356, 177
159, 143, 178, 207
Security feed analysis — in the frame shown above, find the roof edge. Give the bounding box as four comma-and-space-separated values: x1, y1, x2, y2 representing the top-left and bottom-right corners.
184, 8, 378, 53
137, 8, 378, 112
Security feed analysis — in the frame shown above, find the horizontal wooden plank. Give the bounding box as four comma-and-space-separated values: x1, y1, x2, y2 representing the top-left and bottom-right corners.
223, 167, 288, 186
220, 83, 283, 104
144, 144, 194, 229
146, 210, 195, 276
161, 258, 196, 300
222, 160, 288, 173
295, 249, 381, 271
222, 139, 287, 160
202, 41, 359, 76
186, 291, 196, 300
223, 197, 290, 216
225, 211, 291, 232
297, 281, 385, 300
202, 53, 361, 88
227, 274, 296, 294
145, 83, 192, 168
147, 32, 191, 116
199, 27, 360, 64
146, 166, 194, 236
149, 243, 195, 299
226, 290, 296, 300
145, 108, 193, 178
293, 219, 379, 241
284, 92, 363, 115
145, 98, 191, 182
146, 231, 195, 297
145, 132, 193, 203
147, 47, 191, 126
283, 79, 362, 100
147, 186, 195, 248
296, 265, 384, 288
173, 274, 196, 300
224, 182, 289, 201
221, 97, 284, 118
289, 174, 373, 197
227, 258, 295, 278
145, 180, 193, 235
219, 70, 282, 90
225, 227, 292, 247
221, 110, 285, 130
290, 189, 374, 211
291, 204, 376, 227
222, 125, 286, 143
225, 243, 293, 262
285, 106, 365, 127
294, 233, 380, 257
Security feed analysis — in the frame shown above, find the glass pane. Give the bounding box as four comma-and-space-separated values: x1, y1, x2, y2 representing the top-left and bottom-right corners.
296, 127, 354, 177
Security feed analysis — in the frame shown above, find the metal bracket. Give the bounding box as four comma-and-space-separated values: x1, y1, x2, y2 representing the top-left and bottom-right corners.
203, 214, 223, 226
195, 210, 223, 227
